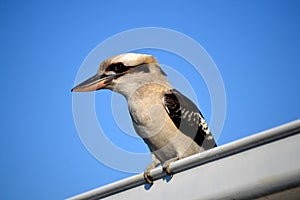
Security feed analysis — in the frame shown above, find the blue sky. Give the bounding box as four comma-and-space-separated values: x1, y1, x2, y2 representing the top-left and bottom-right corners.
1, 0, 300, 199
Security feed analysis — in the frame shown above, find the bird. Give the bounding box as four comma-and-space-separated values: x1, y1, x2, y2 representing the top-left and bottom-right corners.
71, 53, 217, 184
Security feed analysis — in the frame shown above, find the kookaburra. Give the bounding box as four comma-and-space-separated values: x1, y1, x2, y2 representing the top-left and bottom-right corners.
71, 53, 217, 184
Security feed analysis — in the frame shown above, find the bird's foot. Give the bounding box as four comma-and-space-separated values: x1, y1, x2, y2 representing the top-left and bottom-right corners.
162, 157, 180, 177
143, 170, 154, 184
163, 165, 174, 177
143, 154, 161, 184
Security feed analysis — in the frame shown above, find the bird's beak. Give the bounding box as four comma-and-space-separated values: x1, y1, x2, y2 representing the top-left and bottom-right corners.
71, 73, 113, 92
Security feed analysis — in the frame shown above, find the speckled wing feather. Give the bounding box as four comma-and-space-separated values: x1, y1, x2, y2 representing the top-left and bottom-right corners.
163, 89, 217, 150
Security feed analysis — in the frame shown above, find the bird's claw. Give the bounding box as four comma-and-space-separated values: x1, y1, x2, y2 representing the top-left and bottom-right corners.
144, 170, 154, 184
163, 165, 174, 177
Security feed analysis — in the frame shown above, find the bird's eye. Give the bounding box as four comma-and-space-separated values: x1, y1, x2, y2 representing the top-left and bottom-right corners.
107, 62, 128, 74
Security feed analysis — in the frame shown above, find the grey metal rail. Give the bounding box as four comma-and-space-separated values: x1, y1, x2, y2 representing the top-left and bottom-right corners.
68, 119, 300, 200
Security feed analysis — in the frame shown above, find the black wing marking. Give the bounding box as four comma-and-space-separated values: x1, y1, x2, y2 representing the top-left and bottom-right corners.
163, 89, 217, 149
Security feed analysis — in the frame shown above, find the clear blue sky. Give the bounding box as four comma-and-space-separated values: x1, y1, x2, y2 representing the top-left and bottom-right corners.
1, 0, 300, 199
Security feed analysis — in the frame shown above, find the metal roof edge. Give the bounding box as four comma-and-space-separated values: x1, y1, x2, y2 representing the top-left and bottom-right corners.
67, 119, 300, 200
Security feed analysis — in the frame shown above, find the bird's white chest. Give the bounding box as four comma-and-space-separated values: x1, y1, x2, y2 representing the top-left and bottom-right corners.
128, 92, 167, 138
127, 87, 200, 162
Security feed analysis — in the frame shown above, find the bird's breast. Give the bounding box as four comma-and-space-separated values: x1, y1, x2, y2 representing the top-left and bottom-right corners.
129, 101, 168, 138
128, 85, 172, 139
127, 84, 201, 162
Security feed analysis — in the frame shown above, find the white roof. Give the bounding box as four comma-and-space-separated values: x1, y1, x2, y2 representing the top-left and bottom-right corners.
68, 119, 300, 200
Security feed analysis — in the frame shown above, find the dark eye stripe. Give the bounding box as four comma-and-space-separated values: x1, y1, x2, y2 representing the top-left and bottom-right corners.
106, 62, 128, 74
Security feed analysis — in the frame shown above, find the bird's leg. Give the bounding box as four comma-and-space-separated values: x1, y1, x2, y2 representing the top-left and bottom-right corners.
144, 154, 161, 184
162, 157, 180, 177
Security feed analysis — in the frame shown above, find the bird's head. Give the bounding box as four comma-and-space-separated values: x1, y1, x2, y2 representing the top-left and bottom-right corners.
71, 53, 170, 96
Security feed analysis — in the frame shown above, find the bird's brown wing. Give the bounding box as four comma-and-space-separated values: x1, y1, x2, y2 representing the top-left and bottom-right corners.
163, 89, 217, 149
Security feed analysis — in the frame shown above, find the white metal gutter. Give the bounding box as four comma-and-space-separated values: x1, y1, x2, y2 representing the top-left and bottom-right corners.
68, 119, 300, 200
